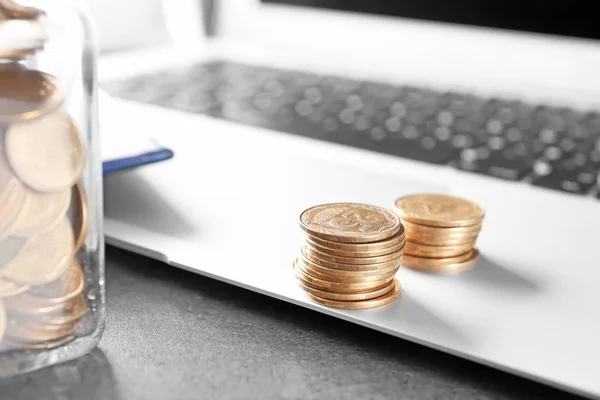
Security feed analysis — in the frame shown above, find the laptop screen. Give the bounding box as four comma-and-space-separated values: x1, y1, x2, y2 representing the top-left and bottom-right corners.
262, 0, 600, 41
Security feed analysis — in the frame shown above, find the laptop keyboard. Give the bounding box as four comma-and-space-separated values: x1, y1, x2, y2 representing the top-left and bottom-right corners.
103, 60, 600, 197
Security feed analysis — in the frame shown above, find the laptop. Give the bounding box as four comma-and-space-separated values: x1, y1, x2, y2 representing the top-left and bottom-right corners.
95, 1, 600, 398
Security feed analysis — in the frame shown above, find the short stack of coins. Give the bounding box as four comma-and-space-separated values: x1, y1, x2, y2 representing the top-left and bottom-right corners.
0, 60, 89, 350
293, 203, 404, 309
392, 194, 485, 273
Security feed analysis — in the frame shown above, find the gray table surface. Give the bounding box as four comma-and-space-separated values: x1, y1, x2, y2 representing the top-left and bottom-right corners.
0, 247, 588, 400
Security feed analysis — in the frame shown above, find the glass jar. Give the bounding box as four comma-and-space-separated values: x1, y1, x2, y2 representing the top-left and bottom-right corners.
0, 0, 104, 377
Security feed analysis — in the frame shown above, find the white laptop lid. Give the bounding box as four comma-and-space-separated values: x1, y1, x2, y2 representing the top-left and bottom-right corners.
86, 0, 204, 53
95, 2, 600, 397
216, 0, 600, 110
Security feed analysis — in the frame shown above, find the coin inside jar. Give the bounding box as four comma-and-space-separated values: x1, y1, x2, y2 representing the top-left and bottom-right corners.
29, 260, 84, 303
1, 217, 74, 286
42, 295, 87, 325
0, 236, 25, 267
0, 179, 25, 241
0, 19, 46, 59
11, 186, 71, 238
5, 319, 77, 343
0, 0, 45, 20
0, 63, 62, 123
0, 136, 15, 196
4, 290, 77, 315
0, 142, 26, 241
0, 334, 75, 351
0, 278, 28, 298
6, 108, 85, 192
0, 298, 5, 342
71, 182, 88, 253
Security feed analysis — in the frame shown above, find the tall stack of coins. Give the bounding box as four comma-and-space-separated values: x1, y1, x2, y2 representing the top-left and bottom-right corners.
293, 203, 404, 309
392, 194, 485, 273
0, 61, 89, 350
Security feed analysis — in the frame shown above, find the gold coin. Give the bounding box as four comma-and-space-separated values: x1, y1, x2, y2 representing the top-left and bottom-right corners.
301, 248, 402, 272
43, 295, 87, 325
402, 219, 481, 235
0, 0, 45, 20
297, 253, 399, 278
294, 268, 393, 296
0, 278, 28, 298
393, 194, 485, 228
0, 18, 46, 59
404, 241, 474, 258
0, 142, 26, 239
0, 63, 62, 123
11, 186, 71, 238
305, 228, 405, 252
305, 234, 404, 258
300, 203, 401, 244
0, 48, 37, 60
302, 242, 404, 265
402, 248, 480, 272
402, 220, 480, 246
0, 334, 75, 351
0, 135, 16, 198
0, 298, 5, 341
6, 108, 85, 192
5, 319, 77, 343
406, 232, 478, 247
0, 180, 25, 241
0, 236, 25, 267
297, 276, 396, 301
71, 182, 89, 253
295, 259, 398, 284
293, 263, 394, 292
1, 217, 74, 286
305, 279, 401, 310
4, 294, 66, 315
29, 260, 84, 303
295, 271, 394, 295
3, 290, 80, 316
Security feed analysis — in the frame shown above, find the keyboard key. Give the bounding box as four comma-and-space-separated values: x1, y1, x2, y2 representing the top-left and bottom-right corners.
533, 169, 597, 194
104, 60, 600, 199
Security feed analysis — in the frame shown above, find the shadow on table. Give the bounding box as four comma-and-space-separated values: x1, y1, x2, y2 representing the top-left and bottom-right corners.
0, 348, 120, 400
458, 254, 542, 293
393, 291, 470, 346
104, 171, 197, 237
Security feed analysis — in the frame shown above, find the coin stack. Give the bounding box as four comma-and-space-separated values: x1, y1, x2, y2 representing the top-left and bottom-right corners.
0, 61, 89, 350
293, 203, 405, 309
392, 194, 485, 273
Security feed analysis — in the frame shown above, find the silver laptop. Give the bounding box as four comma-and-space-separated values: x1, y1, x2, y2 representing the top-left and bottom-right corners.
94, 1, 600, 398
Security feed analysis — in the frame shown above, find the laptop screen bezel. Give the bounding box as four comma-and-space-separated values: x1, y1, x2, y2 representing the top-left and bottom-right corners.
215, 0, 600, 109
